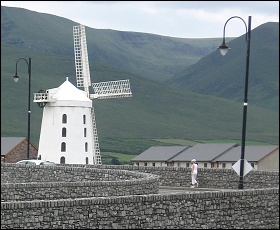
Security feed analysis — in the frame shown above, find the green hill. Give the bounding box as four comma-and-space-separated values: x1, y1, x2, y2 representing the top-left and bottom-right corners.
1, 42, 278, 146
1, 6, 279, 161
167, 22, 279, 112
1, 6, 221, 82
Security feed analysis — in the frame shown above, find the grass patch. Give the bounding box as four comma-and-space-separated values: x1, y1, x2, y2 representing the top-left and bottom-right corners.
101, 152, 136, 165
154, 138, 198, 146
194, 139, 273, 145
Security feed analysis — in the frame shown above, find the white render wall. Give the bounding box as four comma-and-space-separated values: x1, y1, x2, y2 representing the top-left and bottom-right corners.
38, 105, 94, 164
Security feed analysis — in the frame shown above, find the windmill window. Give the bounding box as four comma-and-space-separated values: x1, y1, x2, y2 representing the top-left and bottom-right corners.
85, 157, 88, 164
83, 115, 86, 124
60, 156, 65, 164
84, 128, 87, 137
85, 142, 88, 152
62, 128, 67, 137
61, 142, 66, 152
62, 114, 67, 124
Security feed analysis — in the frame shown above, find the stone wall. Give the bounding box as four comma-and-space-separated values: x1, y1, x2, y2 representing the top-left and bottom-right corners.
1, 164, 159, 201
1, 163, 279, 229
89, 165, 279, 189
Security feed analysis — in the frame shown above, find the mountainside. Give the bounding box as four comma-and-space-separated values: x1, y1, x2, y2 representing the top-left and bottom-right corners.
167, 22, 279, 111
1, 6, 279, 147
1, 6, 220, 82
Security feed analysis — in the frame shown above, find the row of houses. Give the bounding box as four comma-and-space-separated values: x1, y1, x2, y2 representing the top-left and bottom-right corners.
1, 137, 279, 170
131, 143, 279, 171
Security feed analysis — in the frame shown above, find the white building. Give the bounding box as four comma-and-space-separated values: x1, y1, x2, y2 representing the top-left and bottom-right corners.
132, 143, 279, 171
36, 78, 96, 164
213, 145, 279, 170
132, 146, 190, 167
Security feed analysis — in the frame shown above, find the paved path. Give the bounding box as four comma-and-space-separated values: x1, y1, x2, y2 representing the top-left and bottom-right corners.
158, 186, 229, 194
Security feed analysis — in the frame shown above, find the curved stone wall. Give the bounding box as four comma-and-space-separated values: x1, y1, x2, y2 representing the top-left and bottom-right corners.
1, 163, 279, 229
1, 163, 155, 183
1, 164, 160, 201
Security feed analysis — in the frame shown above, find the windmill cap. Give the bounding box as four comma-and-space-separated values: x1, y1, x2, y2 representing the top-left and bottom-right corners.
191, 159, 196, 162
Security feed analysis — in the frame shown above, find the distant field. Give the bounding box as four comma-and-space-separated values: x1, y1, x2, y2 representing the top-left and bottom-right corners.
154, 139, 199, 146
155, 138, 273, 146
195, 139, 273, 146
101, 152, 136, 165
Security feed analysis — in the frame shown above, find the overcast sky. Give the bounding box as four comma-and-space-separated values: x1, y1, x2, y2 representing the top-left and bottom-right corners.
1, 1, 279, 38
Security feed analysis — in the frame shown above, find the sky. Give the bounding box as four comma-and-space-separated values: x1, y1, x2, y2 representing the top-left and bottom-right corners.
1, 1, 279, 38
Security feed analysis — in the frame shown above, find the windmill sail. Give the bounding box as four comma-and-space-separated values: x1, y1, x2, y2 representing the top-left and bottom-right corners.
91, 79, 132, 99
73, 25, 91, 96
72, 24, 132, 165
73, 24, 102, 165
91, 107, 102, 165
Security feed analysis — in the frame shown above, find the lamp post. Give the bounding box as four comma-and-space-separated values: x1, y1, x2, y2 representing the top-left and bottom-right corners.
14, 57, 32, 160
218, 16, 251, 189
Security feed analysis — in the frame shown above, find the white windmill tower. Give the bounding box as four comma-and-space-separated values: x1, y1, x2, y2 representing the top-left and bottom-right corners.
33, 24, 132, 165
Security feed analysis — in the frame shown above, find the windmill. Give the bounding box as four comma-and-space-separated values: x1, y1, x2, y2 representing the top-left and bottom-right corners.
33, 25, 132, 165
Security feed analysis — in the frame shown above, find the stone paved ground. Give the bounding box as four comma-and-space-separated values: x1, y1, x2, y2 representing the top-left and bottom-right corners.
158, 186, 231, 194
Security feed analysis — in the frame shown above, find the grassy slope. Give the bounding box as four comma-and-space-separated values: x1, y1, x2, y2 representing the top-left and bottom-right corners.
167, 22, 279, 112
1, 7, 278, 165
2, 44, 278, 147
1, 6, 221, 83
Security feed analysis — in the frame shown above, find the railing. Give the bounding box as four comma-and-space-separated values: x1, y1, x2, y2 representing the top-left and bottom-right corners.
33, 93, 55, 102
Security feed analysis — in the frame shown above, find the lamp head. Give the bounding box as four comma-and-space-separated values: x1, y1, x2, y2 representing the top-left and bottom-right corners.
218, 42, 230, 56
13, 74, 19, 82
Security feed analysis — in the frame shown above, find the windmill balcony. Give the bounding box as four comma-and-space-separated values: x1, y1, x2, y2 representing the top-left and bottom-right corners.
33, 92, 55, 102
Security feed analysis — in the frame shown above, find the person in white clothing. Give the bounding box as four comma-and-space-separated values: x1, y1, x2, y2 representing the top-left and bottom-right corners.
191, 159, 198, 188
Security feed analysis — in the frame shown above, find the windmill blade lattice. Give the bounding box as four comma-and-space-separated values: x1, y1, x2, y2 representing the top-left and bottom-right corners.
91, 79, 132, 99
73, 25, 91, 96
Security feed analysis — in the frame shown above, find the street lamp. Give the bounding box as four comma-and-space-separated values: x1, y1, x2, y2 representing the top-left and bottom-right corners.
13, 57, 32, 160
218, 16, 252, 189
